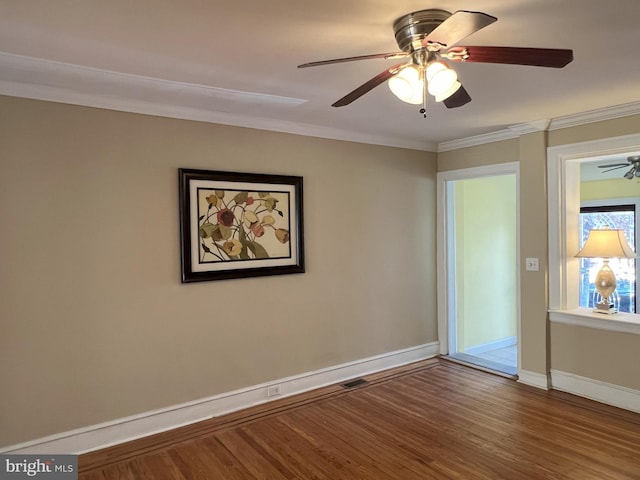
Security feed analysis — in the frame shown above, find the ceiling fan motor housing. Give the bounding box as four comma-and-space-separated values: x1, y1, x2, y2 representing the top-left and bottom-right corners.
393, 9, 451, 52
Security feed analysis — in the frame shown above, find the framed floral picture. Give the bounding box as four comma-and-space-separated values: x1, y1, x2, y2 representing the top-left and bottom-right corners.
179, 169, 305, 282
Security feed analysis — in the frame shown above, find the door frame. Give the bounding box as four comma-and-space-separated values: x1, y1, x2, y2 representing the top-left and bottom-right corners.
436, 162, 521, 370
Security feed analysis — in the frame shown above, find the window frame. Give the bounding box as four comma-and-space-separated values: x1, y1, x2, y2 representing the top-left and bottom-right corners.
547, 133, 640, 335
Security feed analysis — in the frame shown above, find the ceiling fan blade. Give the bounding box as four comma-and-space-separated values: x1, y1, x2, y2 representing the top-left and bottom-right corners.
443, 84, 472, 108
298, 52, 408, 68
598, 163, 630, 168
601, 165, 629, 173
424, 10, 497, 48
446, 46, 573, 67
332, 63, 405, 107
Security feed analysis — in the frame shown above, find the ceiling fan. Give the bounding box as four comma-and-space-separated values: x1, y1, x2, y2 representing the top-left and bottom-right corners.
598, 155, 640, 179
298, 9, 574, 116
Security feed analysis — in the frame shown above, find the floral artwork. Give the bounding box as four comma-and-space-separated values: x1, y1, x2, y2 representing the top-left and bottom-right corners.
197, 189, 291, 263
179, 169, 304, 282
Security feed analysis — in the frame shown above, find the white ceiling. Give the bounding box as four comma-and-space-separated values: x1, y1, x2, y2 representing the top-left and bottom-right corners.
1, 0, 639, 151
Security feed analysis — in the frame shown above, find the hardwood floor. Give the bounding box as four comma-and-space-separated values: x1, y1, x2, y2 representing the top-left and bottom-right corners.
79, 359, 640, 479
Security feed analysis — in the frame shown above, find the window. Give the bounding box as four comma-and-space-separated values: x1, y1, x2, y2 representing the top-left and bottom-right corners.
579, 203, 637, 313
547, 132, 640, 334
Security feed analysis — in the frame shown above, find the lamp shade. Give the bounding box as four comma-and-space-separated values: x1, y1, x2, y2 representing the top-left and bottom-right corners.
575, 228, 636, 259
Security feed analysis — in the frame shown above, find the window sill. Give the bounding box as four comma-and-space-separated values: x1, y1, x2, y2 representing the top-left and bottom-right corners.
549, 308, 640, 335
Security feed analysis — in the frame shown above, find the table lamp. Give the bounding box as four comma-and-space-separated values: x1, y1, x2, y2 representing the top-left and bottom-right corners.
575, 227, 636, 314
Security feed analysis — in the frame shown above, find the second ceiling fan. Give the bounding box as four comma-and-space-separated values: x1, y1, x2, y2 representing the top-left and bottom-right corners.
298, 9, 574, 115
599, 156, 640, 179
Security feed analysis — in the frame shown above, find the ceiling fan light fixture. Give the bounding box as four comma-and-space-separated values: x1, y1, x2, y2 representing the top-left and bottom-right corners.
426, 61, 458, 97
388, 65, 423, 104
425, 61, 447, 81
434, 80, 462, 102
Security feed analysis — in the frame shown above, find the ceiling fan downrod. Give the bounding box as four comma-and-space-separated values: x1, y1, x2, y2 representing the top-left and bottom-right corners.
413, 50, 435, 118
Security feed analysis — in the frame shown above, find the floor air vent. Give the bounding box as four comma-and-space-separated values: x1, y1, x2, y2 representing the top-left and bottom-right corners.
341, 378, 368, 389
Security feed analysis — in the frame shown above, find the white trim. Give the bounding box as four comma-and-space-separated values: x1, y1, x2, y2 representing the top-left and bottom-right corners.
518, 369, 550, 390
546, 134, 640, 319
0, 52, 436, 152
507, 119, 551, 136
445, 183, 458, 355
436, 120, 550, 151
437, 102, 640, 152
549, 101, 640, 131
436, 173, 450, 355
551, 369, 640, 413
437, 128, 518, 152
0, 342, 439, 455
3, 53, 640, 154
464, 336, 517, 355
436, 163, 520, 363
550, 309, 640, 335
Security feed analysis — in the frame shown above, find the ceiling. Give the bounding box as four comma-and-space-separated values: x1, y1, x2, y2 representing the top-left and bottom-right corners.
0, 0, 639, 151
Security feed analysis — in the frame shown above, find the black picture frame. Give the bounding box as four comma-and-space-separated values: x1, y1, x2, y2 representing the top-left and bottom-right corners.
179, 168, 305, 283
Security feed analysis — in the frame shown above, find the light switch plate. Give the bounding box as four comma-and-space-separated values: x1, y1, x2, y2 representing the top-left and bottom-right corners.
525, 258, 539, 271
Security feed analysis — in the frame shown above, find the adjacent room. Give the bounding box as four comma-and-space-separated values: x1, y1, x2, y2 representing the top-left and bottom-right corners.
1, 1, 639, 478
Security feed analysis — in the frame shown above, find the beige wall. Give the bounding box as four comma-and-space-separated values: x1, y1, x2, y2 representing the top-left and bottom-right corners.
438, 116, 640, 390
551, 323, 640, 389
0, 96, 437, 447
549, 115, 640, 391
2, 93, 637, 448
518, 131, 550, 376
438, 135, 552, 375
437, 138, 518, 171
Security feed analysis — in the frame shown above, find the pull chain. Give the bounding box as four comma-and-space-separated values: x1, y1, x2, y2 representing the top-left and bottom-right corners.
420, 66, 428, 118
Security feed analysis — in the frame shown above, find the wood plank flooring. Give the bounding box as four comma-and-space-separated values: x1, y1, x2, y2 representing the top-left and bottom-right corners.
79, 359, 640, 479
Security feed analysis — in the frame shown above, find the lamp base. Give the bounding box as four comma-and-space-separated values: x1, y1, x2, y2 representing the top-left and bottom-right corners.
593, 302, 617, 314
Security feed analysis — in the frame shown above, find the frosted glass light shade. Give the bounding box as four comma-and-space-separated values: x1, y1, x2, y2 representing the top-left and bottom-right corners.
425, 61, 446, 82
388, 65, 423, 104
426, 61, 458, 97
434, 80, 462, 102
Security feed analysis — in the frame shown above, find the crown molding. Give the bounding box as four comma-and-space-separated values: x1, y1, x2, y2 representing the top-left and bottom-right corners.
2, 52, 637, 154
437, 120, 551, 152
508, 119, 551, 135
439, 102, 640, 152
437, 128, 518, 152
0, 52, 436, 152
549, 101, 640, 131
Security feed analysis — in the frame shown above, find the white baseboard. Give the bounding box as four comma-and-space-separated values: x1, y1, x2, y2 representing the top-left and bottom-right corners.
463, 336, 516, 356
550, 369, 640, 414
517, 369, 550, 389
1, 342, 439, 455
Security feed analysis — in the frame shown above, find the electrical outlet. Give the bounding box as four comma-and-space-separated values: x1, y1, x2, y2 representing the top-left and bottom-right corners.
267, 384, 281, 397
525, 258, 539, 271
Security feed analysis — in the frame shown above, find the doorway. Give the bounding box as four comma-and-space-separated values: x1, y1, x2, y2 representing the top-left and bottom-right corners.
437, 164, 519, 376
